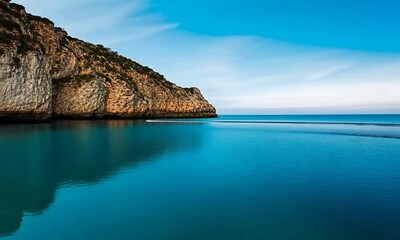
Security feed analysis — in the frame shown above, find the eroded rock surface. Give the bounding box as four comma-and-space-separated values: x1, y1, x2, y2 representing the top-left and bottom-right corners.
0, 50, 52, 119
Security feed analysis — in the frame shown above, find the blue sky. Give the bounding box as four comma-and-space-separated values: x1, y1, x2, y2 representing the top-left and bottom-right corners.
153, 0, 400, 52
15, 0, 400, 114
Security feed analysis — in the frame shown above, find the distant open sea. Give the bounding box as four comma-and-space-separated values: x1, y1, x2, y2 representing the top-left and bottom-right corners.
1, 115, 400, 240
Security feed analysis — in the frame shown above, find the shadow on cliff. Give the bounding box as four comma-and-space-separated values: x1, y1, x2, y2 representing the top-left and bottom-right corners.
0, 120, 205, 237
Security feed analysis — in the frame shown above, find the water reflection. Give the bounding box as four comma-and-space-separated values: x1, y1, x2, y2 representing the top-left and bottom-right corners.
0, 120, 204, 236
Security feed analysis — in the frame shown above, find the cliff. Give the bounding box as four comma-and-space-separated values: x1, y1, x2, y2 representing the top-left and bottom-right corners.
0, 0, 217, 120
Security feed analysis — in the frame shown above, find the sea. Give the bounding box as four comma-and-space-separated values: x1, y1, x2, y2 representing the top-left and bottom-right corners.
0, 115, 400, 240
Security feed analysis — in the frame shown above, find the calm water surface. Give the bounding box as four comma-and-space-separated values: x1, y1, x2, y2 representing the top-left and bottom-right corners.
1, 115, 400, 240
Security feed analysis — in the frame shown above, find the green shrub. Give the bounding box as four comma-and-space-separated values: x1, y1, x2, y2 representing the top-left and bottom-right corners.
0, 1, 9, 11
59, 36, 68, 48
55, 27, 68, 35
10, 3, 25, 12
27, 14, 54, 26
95, 72, 112, 83
16, 35, 36, 54
53, 74, 96, 86
0, 31, 12, 44
0, 16, 20, 31
11, 56, 20, 68
10, 10, 22, 18
105, 64, 117, 73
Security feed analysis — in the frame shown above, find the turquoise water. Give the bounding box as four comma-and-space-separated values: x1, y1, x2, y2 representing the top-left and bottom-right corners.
1, 115, 400, 240
218, 114, 400, 124
159, 114, 400, 125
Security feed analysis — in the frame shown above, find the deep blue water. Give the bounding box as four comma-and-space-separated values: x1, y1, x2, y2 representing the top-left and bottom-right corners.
1, 115, 400, 240
159, 114, 400, 125
219, 114, 400, 124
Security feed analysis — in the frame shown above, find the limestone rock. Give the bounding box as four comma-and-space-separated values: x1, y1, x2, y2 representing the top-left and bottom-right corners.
0, 0, 217, 120
0, 50, 52, 120
52, 75, 106, 118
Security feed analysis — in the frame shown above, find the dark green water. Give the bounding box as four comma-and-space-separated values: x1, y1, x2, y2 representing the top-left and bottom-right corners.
1, 116, 400, 240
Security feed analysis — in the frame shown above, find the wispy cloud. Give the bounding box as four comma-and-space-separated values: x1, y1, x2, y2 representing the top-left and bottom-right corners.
305, 63, 353, 81
14, 0, 400, 113
118, 34, 400, 113
15, 0, 178, 44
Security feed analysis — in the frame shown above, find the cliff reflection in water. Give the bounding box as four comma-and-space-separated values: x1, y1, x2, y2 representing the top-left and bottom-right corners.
0, 120, 204, 237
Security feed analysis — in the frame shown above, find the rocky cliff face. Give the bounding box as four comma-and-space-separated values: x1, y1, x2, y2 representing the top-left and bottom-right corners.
0, 0, 217, 120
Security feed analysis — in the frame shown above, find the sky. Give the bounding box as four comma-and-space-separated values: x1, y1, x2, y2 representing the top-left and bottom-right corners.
14, 0, 400, 114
